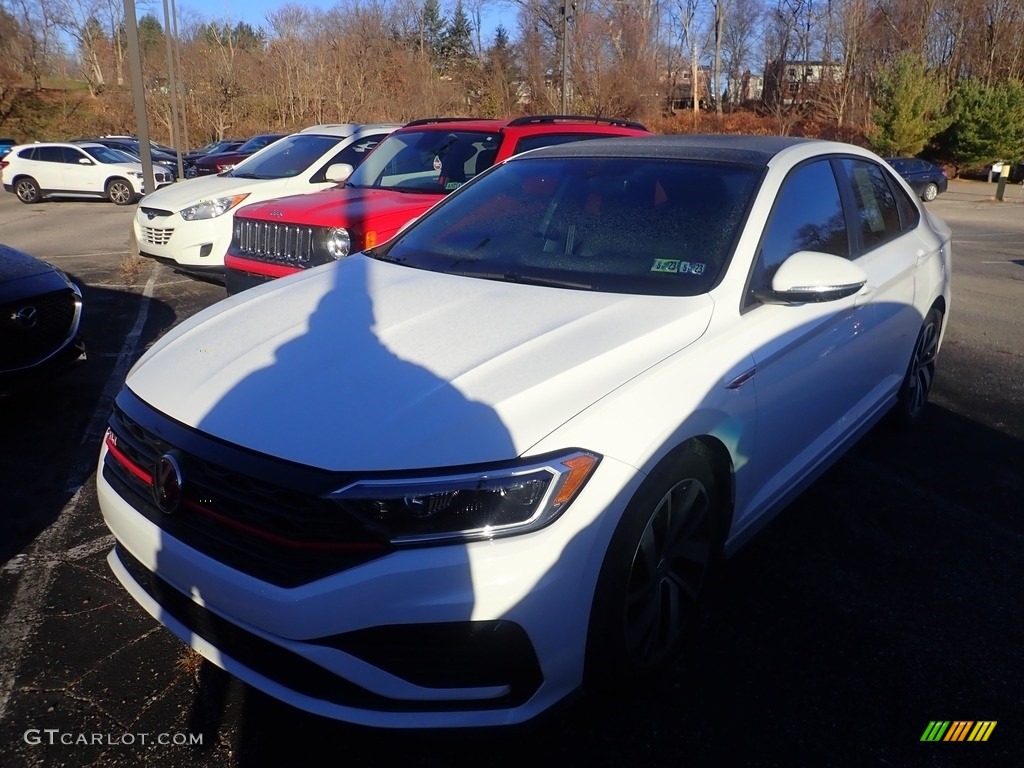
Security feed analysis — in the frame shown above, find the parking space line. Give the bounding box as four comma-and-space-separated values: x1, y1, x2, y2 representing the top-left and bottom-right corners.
0, 263, 159, 722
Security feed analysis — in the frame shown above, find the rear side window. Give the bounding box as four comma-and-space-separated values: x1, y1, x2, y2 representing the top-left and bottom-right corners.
841, 159, 901, 250
37, 146, 64, 163
17, 147, 37, 161
747, 159, 849, 305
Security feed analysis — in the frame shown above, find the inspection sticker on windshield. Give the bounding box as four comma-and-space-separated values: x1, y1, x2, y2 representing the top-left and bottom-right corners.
651, 259, 705, 275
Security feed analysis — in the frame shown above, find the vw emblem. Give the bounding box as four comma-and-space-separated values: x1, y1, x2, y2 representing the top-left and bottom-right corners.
153, 451, 183, 514
14, 306, 38, 329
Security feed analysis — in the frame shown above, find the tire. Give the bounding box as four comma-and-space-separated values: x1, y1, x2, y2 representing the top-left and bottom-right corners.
106, 178, 135, 205
891, 307, 942, 427
14, 177, 41, 204
921, 182, 938, 202
586, 444, 722, 691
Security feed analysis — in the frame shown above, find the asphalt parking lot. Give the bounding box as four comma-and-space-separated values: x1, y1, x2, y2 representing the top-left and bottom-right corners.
0, 179, 1021, 767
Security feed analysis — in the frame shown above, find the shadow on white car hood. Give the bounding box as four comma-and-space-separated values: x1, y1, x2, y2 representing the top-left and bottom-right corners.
127, 256, 713, 470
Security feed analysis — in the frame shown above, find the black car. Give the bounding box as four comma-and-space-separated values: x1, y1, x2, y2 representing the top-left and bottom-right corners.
182, 139, 244, 177
0, 243, 85, 396
885, 157, 948, 202
74, 138, 180, 180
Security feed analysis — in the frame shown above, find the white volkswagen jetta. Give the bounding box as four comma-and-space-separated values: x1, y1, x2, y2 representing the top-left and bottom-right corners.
133, 123, 400, 281
98, 136, 951, 728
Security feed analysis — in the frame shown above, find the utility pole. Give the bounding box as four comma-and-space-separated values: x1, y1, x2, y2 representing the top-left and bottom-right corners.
123, 0, 155, 195
162, 0, 182, 177
560, 1, 575, 113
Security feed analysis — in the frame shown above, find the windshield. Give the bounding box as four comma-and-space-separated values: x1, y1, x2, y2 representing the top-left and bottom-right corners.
227, 134, 339, 180
347, 129, 502, 193
82, 146, 136, 164
375, 156, 760, 296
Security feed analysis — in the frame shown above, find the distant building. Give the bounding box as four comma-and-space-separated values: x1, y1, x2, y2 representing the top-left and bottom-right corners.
763, 59, 844, 106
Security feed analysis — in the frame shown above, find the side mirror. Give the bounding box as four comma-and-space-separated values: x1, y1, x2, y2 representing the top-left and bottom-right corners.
78, 158, 93, 165
325, 163, 354, 183
755, 250, 867, 305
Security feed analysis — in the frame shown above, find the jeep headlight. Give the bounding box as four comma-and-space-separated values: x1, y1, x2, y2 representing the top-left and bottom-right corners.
179, 193, 250, 221
325, 227, 351, 260
326, 451, 600, 544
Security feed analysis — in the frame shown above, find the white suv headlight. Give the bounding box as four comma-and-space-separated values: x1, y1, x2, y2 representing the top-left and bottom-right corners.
326, 451, 600, 544
179, 193, 250, 221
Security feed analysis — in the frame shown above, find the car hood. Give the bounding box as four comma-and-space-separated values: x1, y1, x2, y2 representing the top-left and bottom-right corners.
138, 174, 275, 213
0, 243, 55, 282
238, 186, 442, 230
126, 255, 713, 471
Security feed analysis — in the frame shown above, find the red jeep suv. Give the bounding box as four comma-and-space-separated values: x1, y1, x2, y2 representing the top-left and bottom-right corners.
223, 115, 650, 293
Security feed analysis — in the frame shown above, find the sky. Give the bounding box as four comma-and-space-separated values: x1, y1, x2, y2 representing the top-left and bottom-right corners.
171, 0, 510, 48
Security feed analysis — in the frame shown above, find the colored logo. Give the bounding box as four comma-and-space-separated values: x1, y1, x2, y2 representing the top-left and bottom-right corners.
920, 721, 996, 742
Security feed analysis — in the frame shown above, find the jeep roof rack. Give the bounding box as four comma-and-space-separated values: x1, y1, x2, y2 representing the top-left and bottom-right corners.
506, 115, 647, 131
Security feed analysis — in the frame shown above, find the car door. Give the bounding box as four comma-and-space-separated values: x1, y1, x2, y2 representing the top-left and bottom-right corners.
737, 157, 882, 522
836, 157, 924, 390
60, 146, 98, 193
32, 146, 67, 191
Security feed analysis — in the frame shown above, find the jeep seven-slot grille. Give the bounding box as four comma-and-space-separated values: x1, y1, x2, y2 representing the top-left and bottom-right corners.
1, 288, 78, 370
104, 402, 391, 587
233, 218, 314, 265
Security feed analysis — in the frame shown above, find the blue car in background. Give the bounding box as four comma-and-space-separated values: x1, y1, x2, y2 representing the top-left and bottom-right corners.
0, 139, 15, 159
885, 157, 948, 202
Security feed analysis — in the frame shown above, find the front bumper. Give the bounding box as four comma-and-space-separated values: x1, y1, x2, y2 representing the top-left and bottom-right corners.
134, 207, 232, 270
96, 398, 637, 727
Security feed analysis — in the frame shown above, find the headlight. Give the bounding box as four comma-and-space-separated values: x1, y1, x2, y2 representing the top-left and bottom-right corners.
130, 171, 144, 178
217, 164, 235, 172
179, 193, 250, 221
325, 227, 351, 260
326, 451, 600, 544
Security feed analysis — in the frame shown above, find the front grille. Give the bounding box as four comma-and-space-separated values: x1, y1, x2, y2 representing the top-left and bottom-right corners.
154, 172, 170, 183
233, 218, 314, 266
140, 206, 173, 218
1, 288, 79, 370
139, 225, 174, 246
104, 399, 391, 587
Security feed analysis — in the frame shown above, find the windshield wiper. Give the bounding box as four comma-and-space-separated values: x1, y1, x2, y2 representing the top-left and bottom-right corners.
450, 270, 593, 290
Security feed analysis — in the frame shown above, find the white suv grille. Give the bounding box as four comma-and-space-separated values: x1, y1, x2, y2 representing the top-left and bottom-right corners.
140, 226, 174, 246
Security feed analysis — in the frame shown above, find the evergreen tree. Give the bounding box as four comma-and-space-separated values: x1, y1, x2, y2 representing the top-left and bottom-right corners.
935, 79, 1024, 169
869, 53, 950, 157
438, 0, 475, 74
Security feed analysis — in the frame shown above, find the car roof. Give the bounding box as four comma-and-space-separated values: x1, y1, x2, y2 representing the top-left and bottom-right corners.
297, 123, 402, 137
514, 134, 830, 166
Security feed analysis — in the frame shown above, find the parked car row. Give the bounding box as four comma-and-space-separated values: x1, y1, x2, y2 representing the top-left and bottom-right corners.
132, 115, 651, 287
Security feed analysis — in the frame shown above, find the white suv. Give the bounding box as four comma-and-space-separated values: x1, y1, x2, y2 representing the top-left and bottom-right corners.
133, 123, 401, 282
0, 142, 167, 205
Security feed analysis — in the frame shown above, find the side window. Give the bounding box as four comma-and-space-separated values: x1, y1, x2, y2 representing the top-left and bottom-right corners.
840, 159, 901, 250
327, 137, 383, 168
37, 146, 64, 163
18, 147, 37, 161
747, 159, 849, 305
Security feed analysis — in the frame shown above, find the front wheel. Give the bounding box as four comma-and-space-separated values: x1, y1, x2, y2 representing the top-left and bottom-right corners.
586, 445, 722, 690
892, 307, 942, 426
106, 178, 135, 205
15, 177, 41, 204
921, 182, 938, 202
